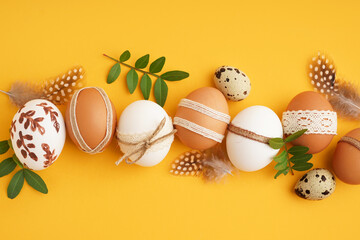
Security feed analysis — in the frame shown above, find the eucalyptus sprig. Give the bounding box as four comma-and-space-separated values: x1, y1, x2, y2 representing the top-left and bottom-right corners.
0, 139, 48, 199
269, 129, 313, 179
104, 51, 189, 107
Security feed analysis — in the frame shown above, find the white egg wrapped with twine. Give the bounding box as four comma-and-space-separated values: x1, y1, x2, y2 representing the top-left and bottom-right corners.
116, 100, 176, 167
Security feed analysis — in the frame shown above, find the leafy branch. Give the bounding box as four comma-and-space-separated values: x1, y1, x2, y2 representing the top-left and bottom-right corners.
104, 50, 189, 107
269, 129, 313, 179
0, 139, 48, 199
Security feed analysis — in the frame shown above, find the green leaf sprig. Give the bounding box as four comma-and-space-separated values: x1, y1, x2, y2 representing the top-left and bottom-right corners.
104, 51, 189, 107
269, 129, 313, 179
0, 140, 48, 199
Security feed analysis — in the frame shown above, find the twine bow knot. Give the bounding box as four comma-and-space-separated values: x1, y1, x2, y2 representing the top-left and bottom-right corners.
116, 117, 177, 165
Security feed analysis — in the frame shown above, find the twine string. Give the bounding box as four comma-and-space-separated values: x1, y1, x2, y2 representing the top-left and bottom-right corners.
116, 117, 176, 165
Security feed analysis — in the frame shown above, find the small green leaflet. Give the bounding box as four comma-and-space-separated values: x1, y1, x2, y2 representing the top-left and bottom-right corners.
154, 78, 168, 107
119, 50, 131, 62
0, 140, 10, 154
290, 154, 313, 164
107, 63, 121, 84
288, 146, 309, 155
284, 129, 307, 142
0, 158, 16, 177
24, 169, 48, 194
126, 69, 138, 94
274, 161, 288, 171
274, 168, 289, 179
292, 162, 313, 171
273, 151, 287, 163
7, 169, 24, 199
269, 138, 284, 149
135, 54, 150, 69
161, 71, 189, 81
149, 57, 166, 73
140, 74, 152, 100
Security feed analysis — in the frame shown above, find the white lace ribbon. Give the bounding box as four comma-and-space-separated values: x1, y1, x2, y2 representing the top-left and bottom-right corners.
173, 117, 224, 143
178, 98, 230, 124
282, 110, 337, 135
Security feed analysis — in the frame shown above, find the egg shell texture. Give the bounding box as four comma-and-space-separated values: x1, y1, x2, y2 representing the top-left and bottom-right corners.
226, 106, 283, 172
295, 168, 336, 200
117, 100, 174, 167
10, 99, 66, 170
285, 91, 335, 154
65, 87, 117, 153
175, 87, 229, 150
332, 128, 360, 184
214, 66, 251, 101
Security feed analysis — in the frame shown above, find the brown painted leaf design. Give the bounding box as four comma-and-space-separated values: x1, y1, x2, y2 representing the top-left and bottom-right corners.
29, 152, 38, 161
27, 143, 35, 148
21, 149, 27, 158
16, 139, 22, 148
24, 119, 30, 129
26, 111, 35, 117
23, 135, 33, 140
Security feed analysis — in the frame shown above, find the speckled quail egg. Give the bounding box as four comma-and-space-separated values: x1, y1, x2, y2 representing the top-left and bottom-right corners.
295, 168, 336, 200
214, 66, 251, 101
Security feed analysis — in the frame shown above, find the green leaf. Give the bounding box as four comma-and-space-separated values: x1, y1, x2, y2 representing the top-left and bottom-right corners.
274, 168, 289, 179
24, 169, 48, 194
12, 154, 23, 168
119, 50, 131, 62
288, 146, 309, 156
7, 169, 24, 199
140, 74, 152, 100
149, 57, 166, 73
161, 71, 189, 81
292, 162, 313, 171
284, 129, 307, 143
274, 161, 288, 171
0, 158, 17, 177
126, 69, 139, 94
268, 138, 284, 149
290, 154, 313, 164
273, 151, 287, 163
135, 54, 150, 69
154, 78, 168, 107
0, 140, 10, 154
107, 63, 121, 84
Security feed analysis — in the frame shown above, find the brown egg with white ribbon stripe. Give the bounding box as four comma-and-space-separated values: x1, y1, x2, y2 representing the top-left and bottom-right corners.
174, 87, 230, 150
65, 87, 117, 154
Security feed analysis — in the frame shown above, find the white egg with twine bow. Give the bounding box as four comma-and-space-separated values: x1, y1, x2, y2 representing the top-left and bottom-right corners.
116, 100, 176, 167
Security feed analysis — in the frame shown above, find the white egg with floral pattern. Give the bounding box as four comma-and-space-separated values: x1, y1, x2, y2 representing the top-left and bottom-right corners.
10, 99, 66, 170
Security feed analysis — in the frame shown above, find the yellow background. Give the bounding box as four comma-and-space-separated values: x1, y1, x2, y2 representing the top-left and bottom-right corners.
0, 0, 359, 239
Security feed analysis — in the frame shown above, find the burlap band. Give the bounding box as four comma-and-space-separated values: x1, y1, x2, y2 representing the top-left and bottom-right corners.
227, 123, 270, 144
69, 87, 114, 154
339, 136, 360, 151
116, 117, 177, 165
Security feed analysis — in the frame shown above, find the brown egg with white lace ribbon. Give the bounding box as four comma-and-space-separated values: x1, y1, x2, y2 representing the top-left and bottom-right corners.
174, 87, 230, 150
65, 87, 117, 154
282, 91, 337, 154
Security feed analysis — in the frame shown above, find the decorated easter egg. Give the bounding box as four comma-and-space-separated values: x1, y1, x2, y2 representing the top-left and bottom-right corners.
10, 99, 66, 170
65, 87, 117, 154
332, 128, 360, 184
226, 106, 283, 172
174, 87, 230, 150
282, 91, 337, 154
214, 66, 251, 101
116, 100, 175, 167
295, 168, 336, 200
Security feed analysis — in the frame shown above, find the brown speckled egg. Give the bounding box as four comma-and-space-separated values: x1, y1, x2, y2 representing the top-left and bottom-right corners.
65, 87, 117, 154
332, 128, 360, 184
174, 87, 229, 150
282, 91, 337, 154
